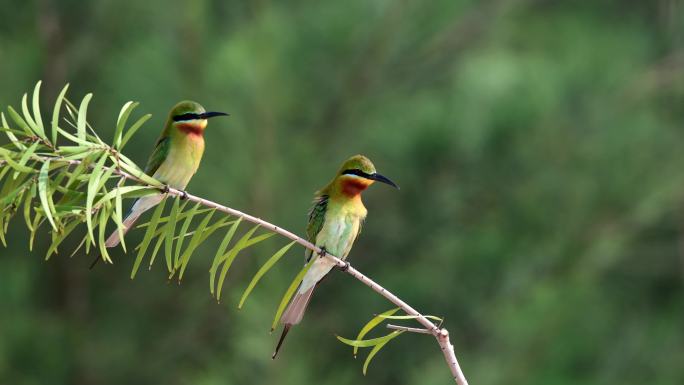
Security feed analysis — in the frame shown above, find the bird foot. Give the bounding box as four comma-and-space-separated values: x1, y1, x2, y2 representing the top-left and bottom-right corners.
160, 184, 170, 194
317, 246, 327, 258
179, 190, 189, 200
337, 261, 350, 272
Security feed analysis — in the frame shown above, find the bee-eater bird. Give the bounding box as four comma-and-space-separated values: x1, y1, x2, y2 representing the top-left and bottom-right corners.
103, 101, 228, 249
272, 154, 398, 358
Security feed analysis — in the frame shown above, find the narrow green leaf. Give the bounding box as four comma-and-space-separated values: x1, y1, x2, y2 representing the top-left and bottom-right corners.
56, 127, 94, 146
215, 225, 273, 301
336, 330, 404, 348
377, 314, 443, 322
164, 198, 184, 272
1, 113, 27, 150
12, 141, 38, 179
31, 81, 46, 140
209, 217, 242, 294
51, 83, 69, 145
173, 201, 201, 273
45, 219, 79, 260
271, 257, 317, 331
94, 185, 149, 208
21, 93, 39, 135
131, 198, 167, 278
76, 93, 93, 140
363, 331, 404, 375
113, 101, 137, 149
353, 308, 400, 357
86, 152, 108, 245
1, 152, 35, 174
113, 182, 126, 252
239, 241, 296, 309
98, 202, 112, 264
147, 231, 166, 269
116, 155, 162, 187
22, 182, 36, 233
176, 210, 216, 280
7, 106, 32, 135
38, 160, 57, 231
120, 113, 152, 149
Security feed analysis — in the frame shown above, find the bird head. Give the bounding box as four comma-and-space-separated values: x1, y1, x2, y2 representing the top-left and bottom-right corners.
334, 155, 399, 197
169, 100, 229, 136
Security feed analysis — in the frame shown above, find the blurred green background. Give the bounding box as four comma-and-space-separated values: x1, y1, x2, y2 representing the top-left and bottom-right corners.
1, 0, 684, 384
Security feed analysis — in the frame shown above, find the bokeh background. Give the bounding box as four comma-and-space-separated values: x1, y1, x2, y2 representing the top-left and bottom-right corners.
1, 0, 684, 384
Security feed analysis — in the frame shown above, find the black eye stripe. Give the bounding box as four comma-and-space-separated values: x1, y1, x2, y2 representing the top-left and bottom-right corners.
172, 113, 201, 122
342, 169, 373, 179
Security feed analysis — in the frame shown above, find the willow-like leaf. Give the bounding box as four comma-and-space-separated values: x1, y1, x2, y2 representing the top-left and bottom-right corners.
363, 331, 404, 375
28, 213, 44, 251
45, 219, 80, 260
76, 93, 92, 140
131, 198, 167, 278
31, 81, 46, 141
271, 257, 317, 331
173, 201, 201, 272
376, 314, 443, 322
13, 142, 38, 180
2, 112, 27, 150
209, 217, 242, 295
1, 151, 35, 174
120, 113, 152, 149
116, 154, 162, 187
239, 241, 296, 309
94, 185, 149, 208
215, 225, 275, 301
164, 197, 184, 272
56, 127, 93, 146
98, 202, 113, 264
38, 160, 57, 231
352, 308, 400, 357
85, 152, 108, 245
336, 330, 403, 348
6, 106, 31, 135
113, 101, 137, 149
176, 209, 216, 280
113, 182, 126, 253
22, 182, 36, 233
51, 84, 69, 145
21, 93, 39, 136
148, 231, 166, 269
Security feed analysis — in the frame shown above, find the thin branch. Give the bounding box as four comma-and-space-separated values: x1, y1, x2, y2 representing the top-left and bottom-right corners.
386, 324, 432, 335
5, 154, 469, 385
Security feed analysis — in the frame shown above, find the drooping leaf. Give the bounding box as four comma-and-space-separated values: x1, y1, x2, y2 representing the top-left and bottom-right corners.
1, 112, 27, 150
12, 141, 38, 179
38, 160, 57, 231
85, 152, 108, 245
176, 209, 216, 280
239, 241, 296, 309
31, 81, 46, 141
131, 198, 167, 278
215, 225, 275, 301
113, 101, 137, 149
352, 308, 400, 357
209, 217, 242, 295
51, 83, 69, 145
21, 93, 39, 136
45, 219, 80, 260
173, 201, 201, 273
164, 197, 184, 272
362, 331, 404, 375
76, 93, 93, 140
97, 202, 113, 264
336, 330, 404, 348
6, 106, 31, 135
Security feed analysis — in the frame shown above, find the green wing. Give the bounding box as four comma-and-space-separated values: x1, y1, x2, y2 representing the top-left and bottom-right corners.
143, 136, 170, 176
305, 194, 328, 261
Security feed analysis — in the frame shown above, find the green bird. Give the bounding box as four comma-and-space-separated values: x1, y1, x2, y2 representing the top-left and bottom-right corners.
273, 154, 398, 358
104, 101, 228, 248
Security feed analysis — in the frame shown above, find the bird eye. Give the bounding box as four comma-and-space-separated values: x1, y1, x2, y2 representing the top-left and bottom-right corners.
172, 113, 200, 122
342, 169, 371, 178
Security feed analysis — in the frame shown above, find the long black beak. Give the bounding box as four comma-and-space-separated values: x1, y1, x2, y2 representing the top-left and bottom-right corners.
370, 173, 399, 189
199, 111, 230, 119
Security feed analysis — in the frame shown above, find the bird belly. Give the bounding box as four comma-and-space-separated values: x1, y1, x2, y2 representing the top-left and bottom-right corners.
153, 139, 203, 189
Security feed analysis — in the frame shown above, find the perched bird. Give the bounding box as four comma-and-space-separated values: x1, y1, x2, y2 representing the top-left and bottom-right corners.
104, 101, 228, 249
273, 154, 398, 358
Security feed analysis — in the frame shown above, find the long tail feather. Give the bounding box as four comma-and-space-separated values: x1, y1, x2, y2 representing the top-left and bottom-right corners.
272, 286, 315, 358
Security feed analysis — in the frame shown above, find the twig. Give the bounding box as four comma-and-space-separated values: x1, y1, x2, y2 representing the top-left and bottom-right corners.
386, 324, 432, 334
7, 154, 470, 385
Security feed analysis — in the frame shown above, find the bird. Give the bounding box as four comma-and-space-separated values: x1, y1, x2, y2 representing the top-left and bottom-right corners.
272, 154, 399, 358
97, 101, 228, 258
